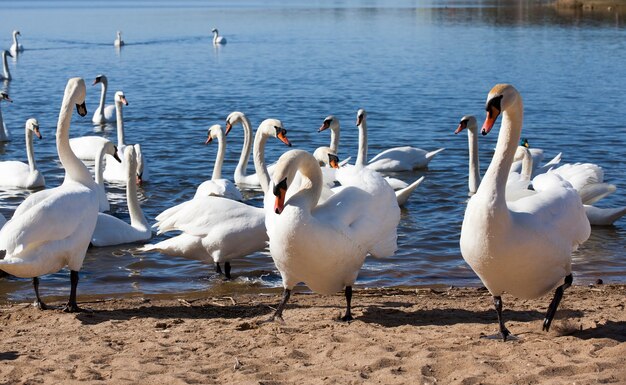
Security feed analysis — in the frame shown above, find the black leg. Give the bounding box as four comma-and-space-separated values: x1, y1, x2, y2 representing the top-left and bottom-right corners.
224, 262, 232, 280
543, 274, 573, 332
215, 263, 223, 275
32, 277, 48, 310
341, 286, 353, 322
269, 289, 291, 322
494, 296, 511, 341
62, 270, 82, 313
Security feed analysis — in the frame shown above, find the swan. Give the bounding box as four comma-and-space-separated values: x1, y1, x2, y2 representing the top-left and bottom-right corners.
142, 118, 292, 278
92, 74, 116, 124
1, 50, 12, 81
0, 91, 13, 142
355, 109, 444, 172
226, 111, 291, 189
460, 84, 590, 341
0, 118, 45, 189
92, 146, 151, 247
265, 150, 400, 322
510, 138, 562, 178
194, 124, 243, 200
10, 30, 23, 55
211, 28, 227, 45
69, 136, 112, 161
114, 31, 124, 47
94, 140, 121, 212
0, 77, 98, 312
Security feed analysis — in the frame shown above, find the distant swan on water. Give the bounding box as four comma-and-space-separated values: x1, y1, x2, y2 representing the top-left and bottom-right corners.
114, 31, 124, 47
212, 28, 227, 45
10, 30, 24, 55
0, 118, 45, 189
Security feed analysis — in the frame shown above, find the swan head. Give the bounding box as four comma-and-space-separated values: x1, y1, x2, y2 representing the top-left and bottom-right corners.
272, 150, 320, 214
0, 91, 12, 103
225, 111, 245, 135
103, 141, 122, 163
2, 50, 13, 59
93, 74, 108, 86
454, 115, 477, 134
211, 28, 218, 34
114, 91, 128, 106
259, 118, 292, 147
482, 84, 520, 136
134, 144, 145, 184
66, 77, 88, 117
116, 31, 122, 37
356, 108, 367, 126
124, 145, 138, 181
205, 124, 224, 145
25, 118, 41, 139
318, 115, 340, 133
13, 30, 20, 37
313, 147, 340, 169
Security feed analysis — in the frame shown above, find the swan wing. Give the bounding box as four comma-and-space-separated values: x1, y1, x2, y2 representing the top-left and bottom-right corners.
194, 179, 243, 201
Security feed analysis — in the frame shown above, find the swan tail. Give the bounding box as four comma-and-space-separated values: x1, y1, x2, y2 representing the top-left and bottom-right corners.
395, 176, 425, 206
425, 148, 445, 161
585, 205, 626, 226
339, 157, 352, 167
542, 152, 562, 168
579, 183, 616, 205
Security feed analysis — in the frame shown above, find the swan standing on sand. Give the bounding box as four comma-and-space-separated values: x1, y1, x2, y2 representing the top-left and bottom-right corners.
142, 119, 292, 279
92, 74, 116, 124
0, 92, 13, 142
460, 84, 590, 341
194, 124, 242, 200
10, 30, 23, 55
1, 50, 12, 81
94, 140, 121, 212
114, 31, 124, 47
0, 118, 45, 189
356, 109, 444, 172
211, 28, 226, 45
92, 146, 151, 247
0, 77, 98, 312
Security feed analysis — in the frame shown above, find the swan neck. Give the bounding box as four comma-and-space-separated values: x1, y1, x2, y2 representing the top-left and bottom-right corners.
0, 108, 5, 140
291, 156, 323, 213
330, 125, 340, 154
356, 119, 367, 167
212, 132, 226, 180
98, 82, 106, 118
94, 145, 106, 186
520, 147, 533, 181
115, 101, 125, 147
127, 167, 149, 230
25, 128, 37, 172
235, 116, 253, 180
253, 128, 270, 193
2, 53, 10, 80
12, 34, 18, 46
57, 95, 94, 186
468, 127, 481, 194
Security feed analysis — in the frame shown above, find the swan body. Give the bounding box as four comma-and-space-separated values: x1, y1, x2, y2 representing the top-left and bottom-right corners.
193, 124, 242, 201
92, 74, 116, 124
10, 31, 23, 55
91, 146, 151, 246
266, 150, 400, 320
211, 28, 226, 45
460, 84, 590, 340
0, 78, 97, 311
0, 92, 12, 142
0, 118, 45, 189
1, 50, 12, 81
94, 140, 121, 212
114, 31, 124, 47
69, 136, 112, 161
355, 109, 444, 172
226, 111, 291, 189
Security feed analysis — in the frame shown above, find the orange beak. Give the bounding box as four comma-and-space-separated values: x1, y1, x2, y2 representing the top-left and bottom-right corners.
33, 128, 42, 139
318, 121, 330, 132
205, 135, 213, 145
356, 115, 363, 126
274, 188, 286, 214
328, 154, 340, 169
454, 121, 467, 135
277, 130, 292, 147
225, 122, 233, 136
482, 107, 500, 136
120, 96, 128, 106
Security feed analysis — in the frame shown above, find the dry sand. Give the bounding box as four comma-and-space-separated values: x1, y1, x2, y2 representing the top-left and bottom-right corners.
1, 285, 625, 385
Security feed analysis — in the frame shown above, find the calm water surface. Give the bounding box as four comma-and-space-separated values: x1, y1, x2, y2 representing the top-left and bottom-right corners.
1, 0, 625, 303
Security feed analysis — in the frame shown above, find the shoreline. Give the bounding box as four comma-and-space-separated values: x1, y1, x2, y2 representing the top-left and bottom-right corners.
1, 284, 624, 384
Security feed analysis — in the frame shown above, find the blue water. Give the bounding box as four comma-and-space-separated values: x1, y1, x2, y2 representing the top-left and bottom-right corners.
1, 1, 625, 302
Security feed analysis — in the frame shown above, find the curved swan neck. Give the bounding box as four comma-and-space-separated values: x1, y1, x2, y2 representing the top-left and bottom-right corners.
12, 33, 18, 47
57, 92, 93, 186
127, 166, 149, 230
25, 128, 37, 173
235, 114, 253, 180
115, 100, 125, 147
468, 126, 480, 194
253, 127, 271, 193
94, 145, 106, 186
520, 147, 533, 181
2, 52, 10, 80
356, 118, 368, 167
98, 81, 106, 119
289, 153, 324, 213
329, 124, 340, 154
212, 130, 226, 180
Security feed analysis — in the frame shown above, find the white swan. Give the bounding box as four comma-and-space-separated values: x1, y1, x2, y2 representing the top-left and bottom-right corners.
92, 74, 116, 124
10, 30, 23, 55
265, 149, 400, 321
114, 31, 124, 47
69, 136, 112, 161
194, 124, 243, 201
0, 118, 45, 189
211, 28, 227, 45
0, 91, 13, 142
510, 138, 562, 178
226, 111, 291, 189
1, 50, 12, 81
142, 118, 292, 278
94, 140, 121, 212
460, 84, 590, 341
0, 77, 98, 312
355, 109, 444, 172
92, 146, 151, 247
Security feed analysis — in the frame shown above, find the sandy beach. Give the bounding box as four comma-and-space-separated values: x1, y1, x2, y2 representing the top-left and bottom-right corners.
1, 284, 624, 384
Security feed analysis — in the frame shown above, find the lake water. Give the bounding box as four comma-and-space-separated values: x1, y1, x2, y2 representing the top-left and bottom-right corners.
1, 0, 625, 303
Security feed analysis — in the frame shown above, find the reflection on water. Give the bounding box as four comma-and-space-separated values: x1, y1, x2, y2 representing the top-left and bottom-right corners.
0, 0, 625, 303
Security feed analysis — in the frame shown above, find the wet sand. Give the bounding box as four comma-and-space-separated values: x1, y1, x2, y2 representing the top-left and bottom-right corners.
1, 285, 625, 384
